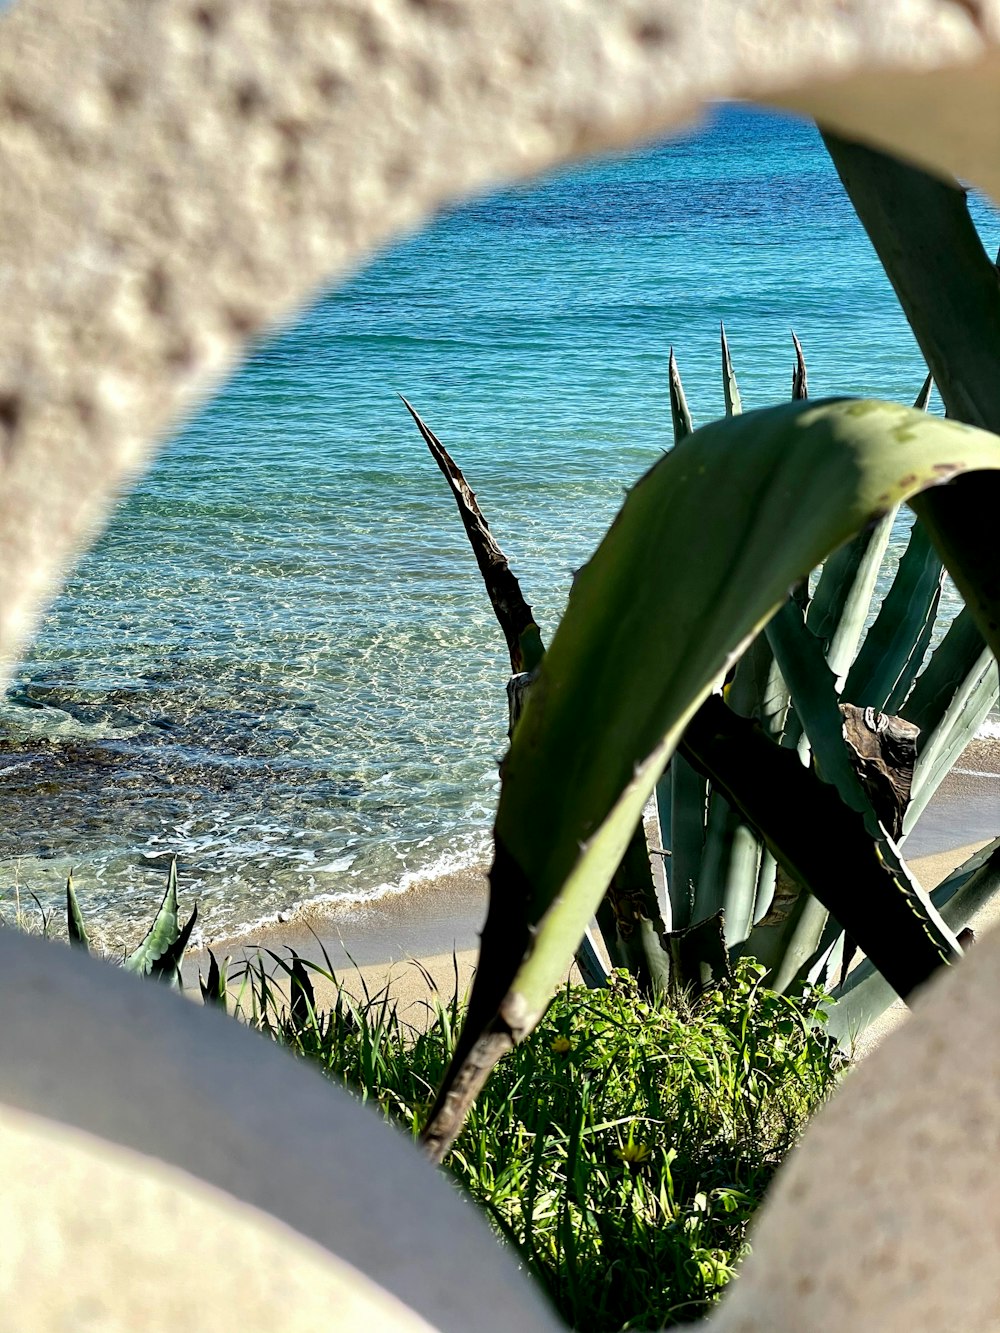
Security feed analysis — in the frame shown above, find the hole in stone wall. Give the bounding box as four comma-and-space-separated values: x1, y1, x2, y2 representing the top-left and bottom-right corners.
3, 104, 998, 955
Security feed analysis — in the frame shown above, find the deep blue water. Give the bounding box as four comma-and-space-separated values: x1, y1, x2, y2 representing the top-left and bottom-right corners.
3, 103, 998, 940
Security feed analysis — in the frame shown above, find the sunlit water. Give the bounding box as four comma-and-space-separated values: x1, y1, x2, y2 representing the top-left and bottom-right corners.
3, 103, 998, 940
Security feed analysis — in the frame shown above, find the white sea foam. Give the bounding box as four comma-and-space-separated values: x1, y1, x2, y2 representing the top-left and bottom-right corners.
220, 838, 490, 942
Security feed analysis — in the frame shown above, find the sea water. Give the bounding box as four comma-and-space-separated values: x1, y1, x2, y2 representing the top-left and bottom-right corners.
2, 103, 998, 940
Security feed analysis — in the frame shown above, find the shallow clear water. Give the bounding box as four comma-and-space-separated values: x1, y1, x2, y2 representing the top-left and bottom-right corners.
3, 103, 998, 939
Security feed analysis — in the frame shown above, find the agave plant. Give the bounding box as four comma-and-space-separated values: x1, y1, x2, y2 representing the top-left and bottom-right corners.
404, 333, 999, 1042
403, 345, 1000, 1160
66, 857, 199, 988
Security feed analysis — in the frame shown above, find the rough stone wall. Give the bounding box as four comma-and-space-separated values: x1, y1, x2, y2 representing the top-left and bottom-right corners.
1, 0, 1000, 682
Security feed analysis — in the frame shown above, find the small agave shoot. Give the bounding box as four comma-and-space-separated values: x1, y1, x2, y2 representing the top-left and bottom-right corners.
65, 857, 199, 988
402, 332, 1000, 1160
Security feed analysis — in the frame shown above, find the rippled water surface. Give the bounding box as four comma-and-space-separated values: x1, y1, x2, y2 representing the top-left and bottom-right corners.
4, 104, 998, 938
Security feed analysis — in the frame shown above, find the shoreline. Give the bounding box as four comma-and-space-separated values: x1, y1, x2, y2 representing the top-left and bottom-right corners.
191, 757, 1000, 1004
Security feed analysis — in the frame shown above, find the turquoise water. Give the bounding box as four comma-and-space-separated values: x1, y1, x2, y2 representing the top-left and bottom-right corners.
2, 103, 997, 940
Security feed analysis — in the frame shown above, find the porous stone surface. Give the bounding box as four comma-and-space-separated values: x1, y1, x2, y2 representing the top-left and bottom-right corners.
709, 917, 1000, 1331
0, 1101, 437, 1333
0, 931, 562, 1333
1, 0, 1000, 686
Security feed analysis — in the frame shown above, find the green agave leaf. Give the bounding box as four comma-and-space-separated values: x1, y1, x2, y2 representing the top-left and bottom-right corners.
404, 396, 669, 990
682, 696, 958, 991
903, 638, 998, 836
668, 347, 693, 445
65, 872, 89, 953
826, 836, 1000, 1047
665, 752, 707, 931
806, 512, 895, 693
721, 323, 742, 416
149, 903, 198, 988
124, 858, 183, 976
422, 397, 1000, 1160
738, 873, 830, 996
692, 794, 761, 947
822, 132, 1000, 668
603, 827, 672, 995
844, 520, 943, 713
765, 599, 875, 824
575, 928, 611, 988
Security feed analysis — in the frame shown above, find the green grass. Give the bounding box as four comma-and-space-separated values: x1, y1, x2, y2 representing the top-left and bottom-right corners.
246, 957, 841, 1331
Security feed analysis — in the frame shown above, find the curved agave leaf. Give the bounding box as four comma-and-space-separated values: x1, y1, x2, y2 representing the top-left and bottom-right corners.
124, 858, 184, 976
400, 396, 544, 674
421, 398, 1000, 1160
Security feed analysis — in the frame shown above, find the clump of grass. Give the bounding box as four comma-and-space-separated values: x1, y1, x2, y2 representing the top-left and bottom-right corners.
249, 958, 840, 1332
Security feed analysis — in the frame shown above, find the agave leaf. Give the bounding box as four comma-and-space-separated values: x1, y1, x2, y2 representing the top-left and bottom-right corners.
666, 753, 707, 931
199, 949, 229, 1010
602, 826, 672, 996
720, 322, 742, 416
692, 794, 761, 947
725, 630, 789, 736
791, 331, 808, 400
822, 132, 1000, 665
422, 397, 1000, 1161
906, 623, 997, 831
575, 928, 611, 989
932, 835, 1000, 921
806, 512, 896, 693
752, 848, 779, 925
737, 873, 830, 996
668, 347, 693, 445
406, 396, 672, 990
826, 836, 1000, 1047
65, 872, 89, 953
843, 520, 943, 713
149, 903, 198, 988
400, 396, 544, 674
765, 600, 876, 826
124, 858, 183, 976
682, 694, 958, 986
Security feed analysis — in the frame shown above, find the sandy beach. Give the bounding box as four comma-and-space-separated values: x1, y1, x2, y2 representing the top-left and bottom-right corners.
187, 750, 1000, 1031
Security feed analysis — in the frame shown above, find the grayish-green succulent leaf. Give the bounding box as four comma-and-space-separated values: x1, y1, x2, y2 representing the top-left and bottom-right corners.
666, 753, 707, 931
124, 857, 183, 976
826, 836, 1000, 1048
721, 322, 742, 416
806, 511, 896, 693
65, 872, 89, 953
843, 520, 943, 713
668, 346, 693, 445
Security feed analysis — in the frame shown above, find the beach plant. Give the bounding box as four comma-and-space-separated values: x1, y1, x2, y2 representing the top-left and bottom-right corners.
406, 347, 1000, 1159
247, 955, 839, 1330
403, 341, 1000, 1044
64, 857, 198, 987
